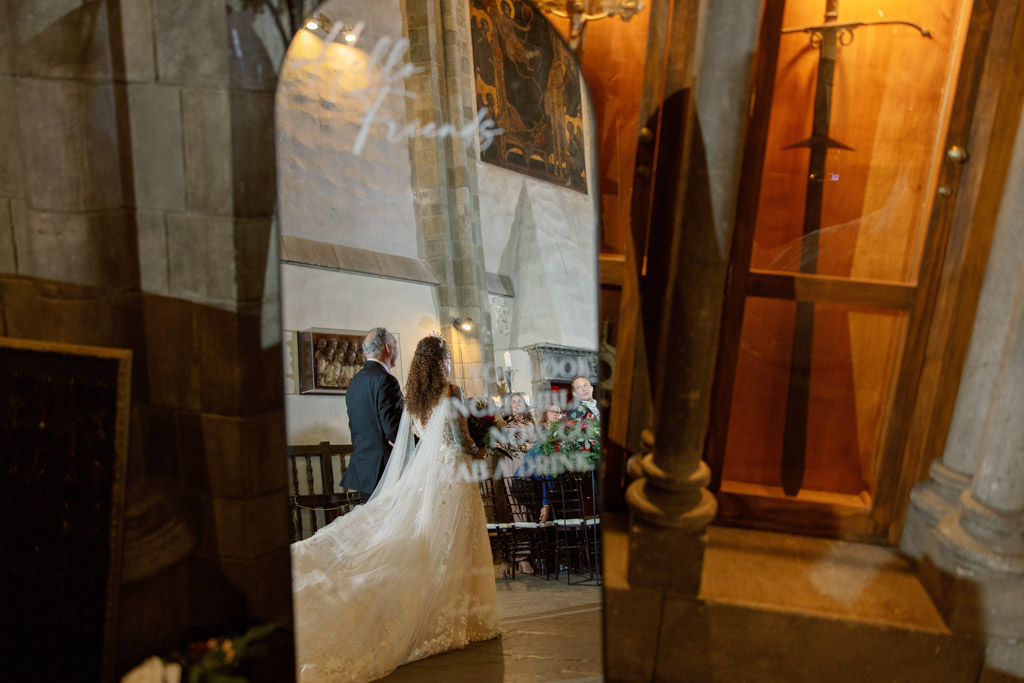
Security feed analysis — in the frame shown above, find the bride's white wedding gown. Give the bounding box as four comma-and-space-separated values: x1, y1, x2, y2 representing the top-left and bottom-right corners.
290, 397, 501, 682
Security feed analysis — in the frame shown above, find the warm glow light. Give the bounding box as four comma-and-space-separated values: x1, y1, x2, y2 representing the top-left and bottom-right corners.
305, 19, 318, 30
454, 317, 474, 332
344, 32, 357, 42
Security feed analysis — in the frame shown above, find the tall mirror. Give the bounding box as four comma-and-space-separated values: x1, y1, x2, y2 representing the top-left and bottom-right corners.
274, 0, 601, 679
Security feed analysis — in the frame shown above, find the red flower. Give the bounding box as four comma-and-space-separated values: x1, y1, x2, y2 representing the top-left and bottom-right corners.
583, 443, 589, 451
554, 443, 560, 452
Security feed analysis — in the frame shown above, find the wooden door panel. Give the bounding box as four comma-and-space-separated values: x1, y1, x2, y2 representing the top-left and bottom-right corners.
723, 298, 904, 498
747, 270, 916, 308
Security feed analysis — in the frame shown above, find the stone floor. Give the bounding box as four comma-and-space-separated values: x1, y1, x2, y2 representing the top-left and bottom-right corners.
604, 514, 984, 682
382, 568, 603, 682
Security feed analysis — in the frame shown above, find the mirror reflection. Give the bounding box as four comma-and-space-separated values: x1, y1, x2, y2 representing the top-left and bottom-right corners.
275, 0, 601, 679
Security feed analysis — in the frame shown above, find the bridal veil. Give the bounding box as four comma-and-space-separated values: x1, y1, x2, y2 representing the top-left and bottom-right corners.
290, 397, 500, 682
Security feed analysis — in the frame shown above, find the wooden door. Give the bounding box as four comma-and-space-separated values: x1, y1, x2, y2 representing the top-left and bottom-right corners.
707, 0, 977, 541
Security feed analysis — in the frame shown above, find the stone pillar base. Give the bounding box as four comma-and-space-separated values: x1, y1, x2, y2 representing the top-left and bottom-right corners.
901, 460, 973, 560
918, 496, 1024, 679
627, 518, 708, 594
935, 493, 1024, 575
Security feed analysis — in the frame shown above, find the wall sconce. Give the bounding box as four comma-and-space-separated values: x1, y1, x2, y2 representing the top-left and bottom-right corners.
304, 13, 332, 32
454, 317, 474, 332
304, 14, 361, 44
534, 0, 645, 52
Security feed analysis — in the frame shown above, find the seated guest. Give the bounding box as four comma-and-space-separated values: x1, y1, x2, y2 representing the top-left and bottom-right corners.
500, 392, 536, 470
522, 402, 564, 523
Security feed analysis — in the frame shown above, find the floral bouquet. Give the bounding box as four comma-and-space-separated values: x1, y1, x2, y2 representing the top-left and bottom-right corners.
533, 414, 601, 467
465, 397, 504, 451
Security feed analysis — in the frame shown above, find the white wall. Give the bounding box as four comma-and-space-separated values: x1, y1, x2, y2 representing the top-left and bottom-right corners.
478, 165, 598, 353
280, 263, 439, 444
275, 0, 419, 258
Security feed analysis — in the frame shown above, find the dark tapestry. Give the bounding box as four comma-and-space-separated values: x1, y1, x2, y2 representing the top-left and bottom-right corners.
470, 0, 588, 193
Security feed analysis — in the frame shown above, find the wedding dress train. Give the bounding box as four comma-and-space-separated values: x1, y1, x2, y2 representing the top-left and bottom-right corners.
290, 398, 500, 682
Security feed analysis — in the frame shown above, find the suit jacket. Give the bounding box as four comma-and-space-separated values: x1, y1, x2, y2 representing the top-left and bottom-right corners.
567, 401, 598, 422
341, 360, 404, 496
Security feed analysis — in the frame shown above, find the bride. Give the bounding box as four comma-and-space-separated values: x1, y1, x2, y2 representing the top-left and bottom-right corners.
290, 334, 501, 682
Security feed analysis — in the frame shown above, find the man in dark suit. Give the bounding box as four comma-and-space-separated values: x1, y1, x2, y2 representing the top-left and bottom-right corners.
341, 327, 404, 502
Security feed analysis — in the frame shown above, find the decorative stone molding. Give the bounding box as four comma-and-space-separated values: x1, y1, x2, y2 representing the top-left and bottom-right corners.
279, 235, 440, 285
524, 342, 597, 403
489, 294, 512, 336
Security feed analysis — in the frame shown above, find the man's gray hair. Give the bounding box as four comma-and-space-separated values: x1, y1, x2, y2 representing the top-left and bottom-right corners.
362, 327, 393, 357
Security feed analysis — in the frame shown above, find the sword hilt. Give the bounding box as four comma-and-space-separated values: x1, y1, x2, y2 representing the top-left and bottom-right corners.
782, 19, 932, 44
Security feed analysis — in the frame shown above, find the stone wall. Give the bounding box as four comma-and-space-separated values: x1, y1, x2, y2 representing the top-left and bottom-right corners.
275, 0, 419, 258
0, 0, 292, 675
479, 165, 598, 354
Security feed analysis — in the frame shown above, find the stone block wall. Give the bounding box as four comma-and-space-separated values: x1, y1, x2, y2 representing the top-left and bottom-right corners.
0, 0, 292, 675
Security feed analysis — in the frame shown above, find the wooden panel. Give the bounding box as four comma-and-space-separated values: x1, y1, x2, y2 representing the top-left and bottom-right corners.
717, 483, 876, 540
722, 299, 904, 496
600, 253, 626, 286
1, 337, 132, 683
748, 270, 916, 308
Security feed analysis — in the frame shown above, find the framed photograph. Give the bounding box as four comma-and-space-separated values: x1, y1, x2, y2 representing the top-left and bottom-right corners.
298, 328, 367, 395
0, 337, 132, 682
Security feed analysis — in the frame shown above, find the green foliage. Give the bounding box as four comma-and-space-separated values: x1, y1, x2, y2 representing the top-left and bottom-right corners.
534, 415, 601, 465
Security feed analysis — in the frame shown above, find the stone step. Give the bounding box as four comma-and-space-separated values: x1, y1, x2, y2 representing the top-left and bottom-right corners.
604, 516, 984, 682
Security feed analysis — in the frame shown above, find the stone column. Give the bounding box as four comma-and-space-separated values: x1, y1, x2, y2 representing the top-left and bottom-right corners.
933, 260, 1024, 574
900, 232, 1010, 558
405, 0, 495, 398
624, 95, 720, 597
624, 0, 733, 595
920, 103, 1024, 679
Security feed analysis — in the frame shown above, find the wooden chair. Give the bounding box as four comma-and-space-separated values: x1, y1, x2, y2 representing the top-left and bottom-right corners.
549, 470, 602, 584
287, 442, 360, 542
479, 478, 515, 579
503, 476, 556, 578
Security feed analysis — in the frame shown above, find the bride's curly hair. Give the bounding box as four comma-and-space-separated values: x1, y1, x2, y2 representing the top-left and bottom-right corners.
404, 335, 450, 423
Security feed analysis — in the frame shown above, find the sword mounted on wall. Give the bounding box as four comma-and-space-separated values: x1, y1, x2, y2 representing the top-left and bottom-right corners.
778, 0, 930, 497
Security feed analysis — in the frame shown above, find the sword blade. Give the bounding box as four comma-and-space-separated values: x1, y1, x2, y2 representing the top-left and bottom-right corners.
779, 2, 839, 496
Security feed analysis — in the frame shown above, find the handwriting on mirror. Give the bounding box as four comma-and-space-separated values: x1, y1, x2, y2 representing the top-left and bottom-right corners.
293, 25, 504, 156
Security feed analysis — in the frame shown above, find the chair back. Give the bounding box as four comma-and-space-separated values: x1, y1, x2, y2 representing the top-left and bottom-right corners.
503, 476, 544, 523
478, 478, 500, 524
287, 441, 357, 541
550, 472, 583, 521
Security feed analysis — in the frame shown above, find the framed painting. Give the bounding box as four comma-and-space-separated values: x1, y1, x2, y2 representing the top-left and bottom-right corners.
470, 0, 589, 193
0, 337, 132, 682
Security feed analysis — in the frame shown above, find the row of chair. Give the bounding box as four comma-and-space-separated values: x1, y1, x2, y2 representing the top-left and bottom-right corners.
480, 472, 602, 585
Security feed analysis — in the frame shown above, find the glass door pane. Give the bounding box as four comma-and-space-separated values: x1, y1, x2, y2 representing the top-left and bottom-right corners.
723, 298, 905, 501
749, 0, 970, 284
